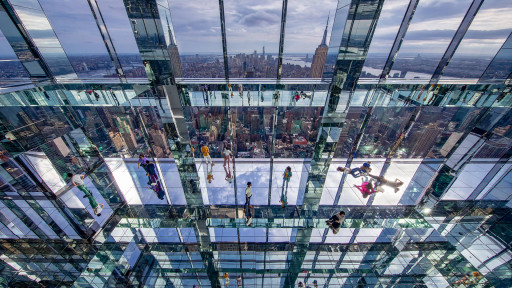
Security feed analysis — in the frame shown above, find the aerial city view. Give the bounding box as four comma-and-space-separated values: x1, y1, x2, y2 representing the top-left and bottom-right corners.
0, 0, 511, 287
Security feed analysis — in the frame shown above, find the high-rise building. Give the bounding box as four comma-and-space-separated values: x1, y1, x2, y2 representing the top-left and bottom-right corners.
166, 16, 183, 78
310, 14, 329, 78
115, 116, 137, 151
109, 131, 126, 151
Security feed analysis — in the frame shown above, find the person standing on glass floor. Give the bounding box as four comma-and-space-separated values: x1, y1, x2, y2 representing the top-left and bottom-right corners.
138, 154, 152, 185
201, 143, 214, 167
281, 166, 292, 207
244, 182, 252, 210
337, 161, 372, 178
68, 173, 104, 216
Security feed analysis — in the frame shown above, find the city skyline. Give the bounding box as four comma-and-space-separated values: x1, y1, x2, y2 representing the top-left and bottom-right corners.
1, 0, 510, 58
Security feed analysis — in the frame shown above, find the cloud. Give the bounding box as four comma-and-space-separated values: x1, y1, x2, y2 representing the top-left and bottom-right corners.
239, 11, 280, 27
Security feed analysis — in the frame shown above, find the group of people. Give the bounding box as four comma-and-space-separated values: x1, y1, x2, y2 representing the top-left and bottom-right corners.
206, 84, 269, 106
201, 273, 242, 288
67, 154, 166, 218
200, 142, 235, 184
337, 161, 404, 198
298, 280, 320, 288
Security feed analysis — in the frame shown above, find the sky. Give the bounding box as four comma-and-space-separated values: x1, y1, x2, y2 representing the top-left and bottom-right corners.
0, 0, 511, 57
367, 0, 512, 56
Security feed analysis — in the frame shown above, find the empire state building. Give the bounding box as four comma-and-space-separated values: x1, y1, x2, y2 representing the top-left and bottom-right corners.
310, 15, 329, 78
166, 17, 183, 78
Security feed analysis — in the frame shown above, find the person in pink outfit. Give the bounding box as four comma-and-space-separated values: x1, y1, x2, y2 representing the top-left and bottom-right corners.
354, 182, 379, 198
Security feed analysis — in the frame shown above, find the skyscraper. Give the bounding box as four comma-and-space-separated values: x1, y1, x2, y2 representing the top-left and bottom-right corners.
310, 14, 329, 78
166, 17, 183, 78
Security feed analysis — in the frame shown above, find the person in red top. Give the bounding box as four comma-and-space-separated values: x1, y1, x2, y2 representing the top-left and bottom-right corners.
354, 182, 379, 198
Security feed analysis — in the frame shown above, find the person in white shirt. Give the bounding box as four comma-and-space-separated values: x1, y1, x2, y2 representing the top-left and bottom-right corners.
68, 173, 104, 216
223, 143, 232, 169
245, 182, 252, 207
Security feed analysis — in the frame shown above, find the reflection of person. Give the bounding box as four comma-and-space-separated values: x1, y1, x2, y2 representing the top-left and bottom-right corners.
224, 165, 233, 183
145, 160, 158, 184
207, 164, 214, 183
280, 167, 292, 207
223, 143, 232, 168
280, 192, 288, 208
326, 211, 345, 234
369, 174, 404, 193
148, 180, 165, 200
354, 182, 379, 198
283, 166, 292, 188
236, 276, 242, 287
337, 161, 371, 178
202, 84, 209, 105
68, 173, 93, 198
313, 280, 318, 288
68, 173, 104, 216
201, 143, 214, 167
273, 91, 280, 105
93, 203, 104, 216
138, 154, 151, 185
245, 203, 253, 226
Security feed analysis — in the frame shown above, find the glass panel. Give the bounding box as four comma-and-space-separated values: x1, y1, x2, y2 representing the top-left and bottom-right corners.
389, 0, 473, 80
441, 0, 512, 79
224, 0, 281, 78
480, 35, 512, 81
323, 0, 350, 78
275, 107, 323, 158
361, 0, 409, 78
11, 2, 78, 78
398, 106, 459, 158
168, 0, 224, 78
483, 168, 512, 201
96, 0, 147, 80
357, 107, 414, 158
334, 107, 367, 158
281, 0, 338, 78
37, 0, 115, 79
0, 28, 29, 85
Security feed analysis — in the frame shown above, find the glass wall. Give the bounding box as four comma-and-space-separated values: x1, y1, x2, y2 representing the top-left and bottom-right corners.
441, 0, 512, 80
96, 0, 147, 80
10, 0, 78, 79
37, 0, 115, 79
388, 0, 472, 80
168, 0, 225, 78
360, 0, 409, 78
0, 29, 30, 86
224, 0, 282, 78
281, 0, 338, 78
